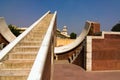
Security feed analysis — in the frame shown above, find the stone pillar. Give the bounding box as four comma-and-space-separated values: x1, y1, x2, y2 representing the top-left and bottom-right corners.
86, 36, 92, 71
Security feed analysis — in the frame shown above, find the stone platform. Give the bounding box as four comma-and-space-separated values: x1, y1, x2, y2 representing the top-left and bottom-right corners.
53, 63, 120, 80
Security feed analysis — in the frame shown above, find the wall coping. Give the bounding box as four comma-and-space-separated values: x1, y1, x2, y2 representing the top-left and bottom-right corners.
91, 31, 120, 39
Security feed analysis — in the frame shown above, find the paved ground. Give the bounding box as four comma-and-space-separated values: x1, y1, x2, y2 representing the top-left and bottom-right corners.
53, 63, 120, 80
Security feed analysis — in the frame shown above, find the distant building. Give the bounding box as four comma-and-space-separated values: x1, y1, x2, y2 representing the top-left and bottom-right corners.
56, 26, 73, 47
57, 26, 70, 39
61, 26, 69, 36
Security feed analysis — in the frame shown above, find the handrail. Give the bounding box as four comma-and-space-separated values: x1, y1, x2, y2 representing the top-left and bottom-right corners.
27, 11, 57, 80
55, 21, 92, 54
0, 11, 50, 61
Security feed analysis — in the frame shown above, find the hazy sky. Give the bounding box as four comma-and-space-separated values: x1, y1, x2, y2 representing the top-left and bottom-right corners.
0, 0, 120, 35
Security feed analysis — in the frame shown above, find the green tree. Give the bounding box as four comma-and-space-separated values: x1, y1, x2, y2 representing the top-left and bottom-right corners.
111, 22, 120, 32
8, 24, 21, 37
70, 32, 77, 39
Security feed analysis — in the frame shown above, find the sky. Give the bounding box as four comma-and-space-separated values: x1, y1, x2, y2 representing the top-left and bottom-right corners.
0, 0, 120, 35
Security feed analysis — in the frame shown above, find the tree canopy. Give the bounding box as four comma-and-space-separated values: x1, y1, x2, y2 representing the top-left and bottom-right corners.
70, 32, 77, 39
8, 24, 21, 37
111, 22, 120, 32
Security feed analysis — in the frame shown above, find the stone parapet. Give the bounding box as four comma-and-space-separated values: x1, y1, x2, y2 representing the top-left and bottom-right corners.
88, 31, 120, 71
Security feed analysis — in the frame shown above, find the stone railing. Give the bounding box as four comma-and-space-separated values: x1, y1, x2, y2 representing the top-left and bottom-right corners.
27, 11, 57, 80
0, 11, 50, 61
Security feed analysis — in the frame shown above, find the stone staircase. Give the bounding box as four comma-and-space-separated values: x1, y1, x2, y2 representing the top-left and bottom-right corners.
0, 13, 53, 80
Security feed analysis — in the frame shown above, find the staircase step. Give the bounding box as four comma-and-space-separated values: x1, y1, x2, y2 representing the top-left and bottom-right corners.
0, 60, 34, 69
0, 76, 27, 80
29, 33, 46, 37
9, 53, 37, 59
15, 46, 40, 52
0, 69, 29, 80
0, 69, 30, 76
23, 37, 44, 41
31, 30, 46, 34
19, 41, 41, 46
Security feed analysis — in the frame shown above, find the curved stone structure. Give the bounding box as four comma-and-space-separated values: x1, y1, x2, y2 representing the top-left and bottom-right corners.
0, 17, 16, 43
55, 21, 93, 54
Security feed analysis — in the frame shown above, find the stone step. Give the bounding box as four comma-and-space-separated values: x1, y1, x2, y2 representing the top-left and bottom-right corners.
0, 69, 30, 75
0, 60, 34, 69
23, 37, 44, 41
26, 34, 44, 37
31, 30, 46, 34
29, 32, 46, 36
22, 33, 44, 41
19, 41, 41, 46
24, 35, 43, 38
28, 35, 44, 38
15, 46, 40, 52
0, 76, 27, 80
0, 75, 27, 80
9, 53, 37, 59
0, 69, 29, 80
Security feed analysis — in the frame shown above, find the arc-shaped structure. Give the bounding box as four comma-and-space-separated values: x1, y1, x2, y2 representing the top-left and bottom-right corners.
55, 21, 93, 54
0, 17, 16, 42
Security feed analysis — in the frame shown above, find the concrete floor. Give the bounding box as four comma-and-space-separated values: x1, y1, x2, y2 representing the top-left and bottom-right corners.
53, 63, 120, 80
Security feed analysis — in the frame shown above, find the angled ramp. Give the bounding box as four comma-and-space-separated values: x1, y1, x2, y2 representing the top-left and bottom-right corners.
0, 17, 16, 42
0, 11, 56, 80
55, 21, 93, 54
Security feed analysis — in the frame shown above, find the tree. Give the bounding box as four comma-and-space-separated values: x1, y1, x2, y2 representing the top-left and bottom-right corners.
111, 22, 120, 32
8, 24, 21, 37
70, 32, 77, 39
